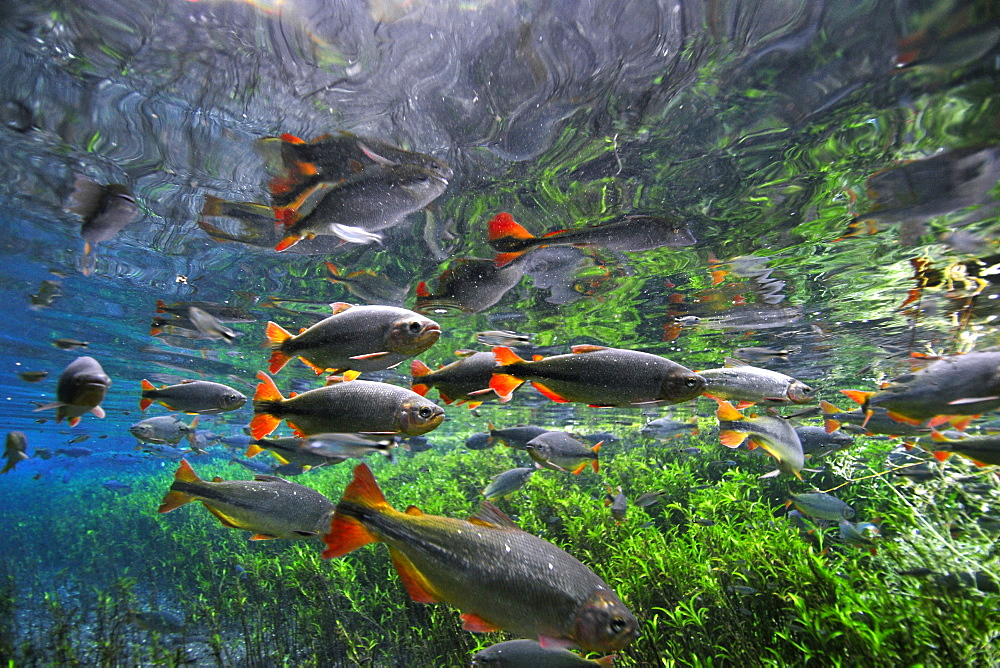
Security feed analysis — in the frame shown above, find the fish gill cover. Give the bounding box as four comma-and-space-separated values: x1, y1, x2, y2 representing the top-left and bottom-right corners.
1, 0, 1000, 665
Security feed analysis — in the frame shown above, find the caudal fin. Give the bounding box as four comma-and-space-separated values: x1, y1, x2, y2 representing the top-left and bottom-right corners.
410, 359, 432, 396
250, 371, 285, 439
322, 463, 392, 559
139, 379, 156, 411
157, 460, 201, 513
265, 321, 295, 373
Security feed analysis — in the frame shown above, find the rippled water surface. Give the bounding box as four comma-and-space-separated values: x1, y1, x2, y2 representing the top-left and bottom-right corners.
2, 0, 1000, 665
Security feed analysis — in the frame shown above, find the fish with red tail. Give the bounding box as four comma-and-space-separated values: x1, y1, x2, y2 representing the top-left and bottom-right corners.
249, 371, 443, 439
33, 356, 111, 426
526, 432, 602, 474
410, 350, 501, 408
157, 459, 334, 541
841, 352, 1000, 426
322, 463, 639, 653
266, 302, 440, 375
488, 211, 695, 267
489, 345, 705, 407
927, 430, 1000, 467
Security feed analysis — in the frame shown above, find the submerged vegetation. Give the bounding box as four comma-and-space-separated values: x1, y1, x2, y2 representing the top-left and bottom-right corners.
3, 424, 1000, 666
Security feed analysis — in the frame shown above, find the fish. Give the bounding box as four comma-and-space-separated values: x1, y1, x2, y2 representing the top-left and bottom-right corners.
322, 463, 640, 652
401, 435, 433, 452
471, 638, 615, 666
411, 350, 501, 408
130, 415, 200, 448
794, 426, 854, 458
56, 447, 93, 458
296, 433, 398, 461
17, 370, 49, 383
839, 519, 880, 553
482, 468, 536, 500
33, 447, 52, 460
325, 262, 409, 307
819, 400, 930, 437
2, 432, 28, 473
66, 435, 90, 445
634, 491, 668, 508
490, 345, 705, 407
788, 492, 856, 521
731, 346, 798, 361
187, 307, 238, 344
698, 358, 815, 406
264, 131, 452, 208
842, 352, 1000, 425
487, 212, 696, 267
273, 162, 449, 251
65, 175, 140, 275
250, 371, 444, 439
488, 423, 552, 450
29, 279, 61, 309
464, 432, 494, 450
52, 338, 89, 350
476, 330, 534, 347
245, 436, 342, 467
140, 379, 245, 414
155, 299, 257, 324
526, 432, 602, 474
33, 356, 111, 426
605, 487, 627, 523
158, 459, 335, 540
266, 303, 441, 375
927, 430, 1000, 467
102, 479, 132, 493
690, 305, 802, 332
640, 417, 699, 440
715, 400, 805, 479
415, 258, 527, 316
129, 610, 186, 634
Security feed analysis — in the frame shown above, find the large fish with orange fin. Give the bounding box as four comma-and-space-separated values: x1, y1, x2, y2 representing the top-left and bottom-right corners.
266, 302, 440, 375
841, 351, 1000, 426
487, 212, 696, 267
249, 371, 443, 439
489, 345, 705, 407
322, 463, 640, 653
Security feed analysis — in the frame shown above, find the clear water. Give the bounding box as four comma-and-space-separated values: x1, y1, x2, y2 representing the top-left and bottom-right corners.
1, 0, 999, 665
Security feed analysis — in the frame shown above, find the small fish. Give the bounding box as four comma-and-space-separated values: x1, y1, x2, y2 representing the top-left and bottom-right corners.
715, 400, 805, 479
297, 433, 398, 461
635, 490, 668, 508
731, 346, 798, 361
66, 434, 90, 445
488, 423, 551, 450
839, 519, 880, 553
471, 638, 615, 666
789, 492, 855, 521
33, 356, 110, 426
33, 447, 52, 460
102, 479, 132, 493
605, 486, 627, 522
794, 426, 853, 458
266, 303, 441, 375
136, 443, 188, 460
490, 345, 705, 407
401, 435, 433, 452
17, 370, 49, 383
140, 379, 246, 414
640, 417, 698, 440
2, 432, 29, 473
246, 436, 342, 467
325, 262, 409, 307
465, 432, 495, 450
475, 330, 534, 347
411, 350, 501, 408
52, 338, 89, 350
487, 211, 696, 267
526, 432, 602, 475
698, 358, 815, 406
842, 352, 1000, 426
129, 609, 186, 634
273, 162, 449, 251
482, 467, 536, 500
158, 459, 335, 540
65, 175, 140, 275
322, 463, 640, 652
56, 447, 93, 458
29, 279, 62, 309
187, 307, 238, 344
130, 415, 200, 449
250, 371, 444, 439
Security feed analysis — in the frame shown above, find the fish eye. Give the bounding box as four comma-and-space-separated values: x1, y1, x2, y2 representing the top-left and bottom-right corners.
685, 377, 699, 387
408, 321, 422, 333
609, 617, 628, 634
418, 406, 433, 418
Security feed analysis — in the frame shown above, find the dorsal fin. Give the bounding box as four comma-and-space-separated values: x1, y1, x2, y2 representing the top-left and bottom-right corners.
469, 501, 521, 530
571, 344, 609, 354
253, 474, 291, 483
723, 357, 748, 367
330, 302, 354, 315
405, 505, 423, 515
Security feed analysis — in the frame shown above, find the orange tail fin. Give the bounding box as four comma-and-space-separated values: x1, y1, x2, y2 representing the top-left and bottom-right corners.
841, 389, 874, 406
266, 322, 294, 373
715, 399, 744, 421
322, 463, 391, 559
157, 460, 201, 513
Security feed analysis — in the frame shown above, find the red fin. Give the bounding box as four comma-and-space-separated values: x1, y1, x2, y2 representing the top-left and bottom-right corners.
250, 534, 279, 541
531, 382, 570, 403
461, 612, 502, 633
275, 234, 301, 252
141, 379, 156, 392
490, 374, 524, 399
950, 416, 973, 432
245, 444, 265, 457
492, 346, 527, 366
887, 411, 923, 426
715, 399, 744, 421
494, 251, 525, 267
736, 400, 756, 410
571, 462, 587, 475
416, 281, 431, 298
157, 460, 201, 512
841, 390, 874, 406
249, 414, 280, 440
927, 415, 954, 428
824, 419, 841, 434
341, 370, 361, 382
253, 371, 284, 403
719, 430, 749, 448
301, 357, 328, 375
411, 383, 430, 397
820, 400, 841, 414
532, 355, 545, 362
438, 391, 454, 405
592, 458, 599, 473
266, 322, 294, 373
139, 398, 153, 411
930, 430, 950, 443
411, 359, 432, 378
388, 547, 440, 604
280, 133, 305, 144
330, 302, 354, 315
155, 300, 168, 313
571, 344, 609, 353
933, 451, 951, 462
322, 464, 388, 559
488, 212, 535, 242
